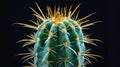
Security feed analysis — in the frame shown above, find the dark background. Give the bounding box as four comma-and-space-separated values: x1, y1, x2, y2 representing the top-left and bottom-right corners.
0, 0, 119, 67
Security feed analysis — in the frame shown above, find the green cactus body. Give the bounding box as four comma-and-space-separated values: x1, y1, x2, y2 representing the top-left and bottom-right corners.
17, 3, 102, 67
32, 19, 85, 67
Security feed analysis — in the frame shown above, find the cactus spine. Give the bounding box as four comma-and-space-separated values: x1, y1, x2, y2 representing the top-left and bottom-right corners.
17, 2, 102, 67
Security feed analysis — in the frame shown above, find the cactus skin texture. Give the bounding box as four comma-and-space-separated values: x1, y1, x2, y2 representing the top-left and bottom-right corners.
17, 2, 102, 67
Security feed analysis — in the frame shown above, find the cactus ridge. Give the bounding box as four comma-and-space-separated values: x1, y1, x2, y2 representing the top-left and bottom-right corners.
17, 2, 102, 67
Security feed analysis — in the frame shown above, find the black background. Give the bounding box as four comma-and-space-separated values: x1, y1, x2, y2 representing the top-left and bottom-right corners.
0, 0, 119, 67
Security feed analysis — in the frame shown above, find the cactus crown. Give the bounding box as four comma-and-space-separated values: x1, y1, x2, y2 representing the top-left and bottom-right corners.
16, 2, 102, 67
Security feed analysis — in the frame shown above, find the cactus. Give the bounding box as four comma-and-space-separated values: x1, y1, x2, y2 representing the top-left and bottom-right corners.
17, 2, 102, 67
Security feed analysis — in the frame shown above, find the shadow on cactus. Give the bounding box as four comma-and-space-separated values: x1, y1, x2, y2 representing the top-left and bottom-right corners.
16, 2, 103, 67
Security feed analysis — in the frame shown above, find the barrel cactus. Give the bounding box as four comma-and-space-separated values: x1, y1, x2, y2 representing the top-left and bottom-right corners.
17, 2, 102, 67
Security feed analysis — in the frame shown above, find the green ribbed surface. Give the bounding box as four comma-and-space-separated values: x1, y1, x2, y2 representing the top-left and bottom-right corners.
33, 19, 86, 67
